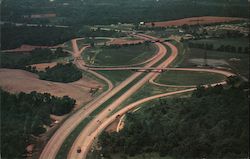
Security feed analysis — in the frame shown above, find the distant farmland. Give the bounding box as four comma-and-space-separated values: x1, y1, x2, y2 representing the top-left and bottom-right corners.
145, 16, 248, 27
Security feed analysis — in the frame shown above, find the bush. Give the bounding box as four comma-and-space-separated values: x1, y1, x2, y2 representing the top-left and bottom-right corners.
99, 86, 249, 158
1, 89, 76, 158
1, 47, 69, 69
39, 63, 82, 83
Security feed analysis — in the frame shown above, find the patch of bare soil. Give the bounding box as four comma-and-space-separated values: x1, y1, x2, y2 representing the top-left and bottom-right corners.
107, 38, 144, 45
146, 16, 247, 27
30, 62, 58, 71
105, 119, 120, 133
0, 69, 102, 108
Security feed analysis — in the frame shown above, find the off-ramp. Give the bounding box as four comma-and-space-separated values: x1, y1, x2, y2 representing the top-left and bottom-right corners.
67, 40, 176, 159
70, 40, 235, 159
40, 34, 235, 159
39, 36, 166, 159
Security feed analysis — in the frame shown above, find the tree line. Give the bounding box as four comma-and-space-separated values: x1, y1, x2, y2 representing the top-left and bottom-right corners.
1, 89, 76, 158
1, 24, 79, 50
98, 82, 249, 158
188, 42, 249, 54
2, 0, 248, 26
1, 47, 69, 69
39, 63, 82, 83
1, 24, 126, 50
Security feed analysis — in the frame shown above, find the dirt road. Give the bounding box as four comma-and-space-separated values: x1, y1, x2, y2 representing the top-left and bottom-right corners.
0, 68, 100, 107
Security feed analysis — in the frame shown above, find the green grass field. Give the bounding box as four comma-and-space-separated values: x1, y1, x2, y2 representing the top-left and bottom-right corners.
123, 36, 142, 40
94, 24, 134, 31
156, 70, 226, 86
169, 41, 186, 67
63, 40, 73, 51
82, 43, 157, 66
56, 73, 147, 159
96, 70, 133, 86
88, 152, 175, 159
189, 37, 249, 49
77, 38, 110, 47
0, 52, 29, 62
110, 82, 190, 116
180, 47, 249, 79
146, 28, 181, 38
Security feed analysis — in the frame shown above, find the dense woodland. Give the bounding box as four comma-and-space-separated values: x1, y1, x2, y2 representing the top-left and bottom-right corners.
99, 83, 249, 158
1, 24, 125, 50
1, 0, 248, 25
188, 42, 249, 54
1, 0, 248, 49
1, 25, 78, 50
39, 63, 82, 83
1, 47, 69, 69
0, 90, 76, 158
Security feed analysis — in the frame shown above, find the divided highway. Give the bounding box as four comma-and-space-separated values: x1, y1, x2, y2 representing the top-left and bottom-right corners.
39, 34, 235, 159
75, 40, 235, 159
39, 36, 166, 159
67, 40, 177, 159
39, 39, 114, 159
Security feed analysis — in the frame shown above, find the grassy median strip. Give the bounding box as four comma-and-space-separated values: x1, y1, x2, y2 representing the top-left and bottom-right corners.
82, 43, 156, 66
151, 43, 171, 67
56, 42, 173, 158
96, 70, 133, 86
156, 70, 226, 86
39, 69, 108, 159
109, 42, 173, 114
169, 41, 186, 67
56, 72, 146, 159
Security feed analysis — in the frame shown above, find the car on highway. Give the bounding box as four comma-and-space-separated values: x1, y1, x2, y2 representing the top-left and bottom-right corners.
77, 147, 81, 153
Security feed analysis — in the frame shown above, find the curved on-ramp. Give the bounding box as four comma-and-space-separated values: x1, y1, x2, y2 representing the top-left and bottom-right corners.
40, 35, 236, 159
67, 42, 168, 159
67, 40, 176, 159
39, 39, 114, 159
79, 69, 235, 159
72, 41, 236, 159
149, 67, 235, 88
40, 36, 166, 159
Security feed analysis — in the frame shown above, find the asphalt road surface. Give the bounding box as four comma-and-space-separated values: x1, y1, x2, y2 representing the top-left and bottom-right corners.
67, 40, 174, 159
40, 35, 236, 159
39, 36, 166, 159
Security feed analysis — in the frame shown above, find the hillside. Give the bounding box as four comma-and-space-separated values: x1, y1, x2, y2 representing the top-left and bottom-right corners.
1, 0, 248, 25
98, 85, 249, 158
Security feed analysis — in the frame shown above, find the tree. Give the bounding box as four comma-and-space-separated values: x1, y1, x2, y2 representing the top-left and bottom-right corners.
238, 46, 242, 53
90, 41, 95, 47
55, 47, 64, 54
226, 75, 240, 87
230, 46, 236, 53
244, 47, 249, 54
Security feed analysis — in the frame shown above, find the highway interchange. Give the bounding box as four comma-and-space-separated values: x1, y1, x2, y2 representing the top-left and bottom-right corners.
39, 33, 235, 159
